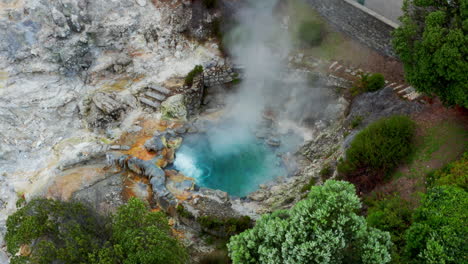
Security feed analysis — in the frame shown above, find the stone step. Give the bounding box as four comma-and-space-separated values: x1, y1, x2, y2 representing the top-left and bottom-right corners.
140, 97, 161, 108
149, 85, 170, 95
393, 84, 404, 91
398, 86, 415, 95
146, 91, 166, 101
405, 91, 422, 101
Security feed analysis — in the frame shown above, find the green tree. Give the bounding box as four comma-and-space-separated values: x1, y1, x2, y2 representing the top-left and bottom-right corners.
392, 0, 468, 107
227, 180, 392, 264
6, 198, 188, 264
90, 197, 188, 264
404, 185, 467, 263
5, 198, 108, 264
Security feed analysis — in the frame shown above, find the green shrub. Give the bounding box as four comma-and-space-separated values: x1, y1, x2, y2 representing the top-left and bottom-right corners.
338, 115, 415, 176
184, 65, 203, 86
228, 180, 392, 264
426, 152, 468, 189
352, 73, 386, 96
404, 185, 467, 263
297, 21, 324, 46
300, 177, 317, 193
366, 73, 385, 92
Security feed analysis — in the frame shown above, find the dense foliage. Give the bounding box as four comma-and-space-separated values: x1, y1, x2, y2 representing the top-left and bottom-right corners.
404, 185, 467, 263
91, 198, 188, 264
184, 65, 204, 86
338, 115, 415, 190
227, 180, 392, 264
366, 195, 413, 263
6, 198, 108, 264
6, 198, 187, 264
426, 152, 468, 189
392, 0, 468, 107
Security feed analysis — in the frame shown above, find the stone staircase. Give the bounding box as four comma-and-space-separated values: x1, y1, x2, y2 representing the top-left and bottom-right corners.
327, 61, 425, 103
139, 85, 172, 109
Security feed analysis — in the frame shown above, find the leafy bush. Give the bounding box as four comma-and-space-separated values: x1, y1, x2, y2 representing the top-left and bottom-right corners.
365, 73, 385, 92
339, 115, 415, 175
404, 185, 467, 263
392, 0, 468, 107
6, 198, 188, 264
367, 195, 413, 262
184, 65, 203, 86
426, 152, 468, 189
352, 73, 386, 96
297, 21, 324, 46
228, 180, 392, 264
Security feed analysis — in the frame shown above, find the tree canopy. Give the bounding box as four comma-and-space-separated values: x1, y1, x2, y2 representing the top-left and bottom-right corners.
404, 185, 468, 263
5, 197, 187, 264
392, 0, 468, 107
227, 180, 392, 264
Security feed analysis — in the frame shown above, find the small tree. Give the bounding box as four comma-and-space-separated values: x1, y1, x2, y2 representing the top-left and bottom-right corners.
392, 0, 468, 107
227, 180, 392, 264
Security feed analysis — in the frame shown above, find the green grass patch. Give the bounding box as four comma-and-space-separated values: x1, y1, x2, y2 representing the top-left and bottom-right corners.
286, 0, 346, 60
395, 121, 468, 180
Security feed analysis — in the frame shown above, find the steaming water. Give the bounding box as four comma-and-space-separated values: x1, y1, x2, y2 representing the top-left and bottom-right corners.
174, 133, 286, 197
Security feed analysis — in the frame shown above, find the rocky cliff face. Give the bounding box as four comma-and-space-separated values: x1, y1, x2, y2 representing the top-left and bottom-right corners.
0, 0, 223, 258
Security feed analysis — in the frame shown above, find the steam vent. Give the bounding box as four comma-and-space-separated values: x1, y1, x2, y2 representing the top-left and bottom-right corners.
1, 0, 466, 263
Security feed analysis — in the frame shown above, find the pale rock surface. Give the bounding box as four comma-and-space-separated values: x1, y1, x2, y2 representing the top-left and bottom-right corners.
0, 0, 220, 258
160, 94, 188, 121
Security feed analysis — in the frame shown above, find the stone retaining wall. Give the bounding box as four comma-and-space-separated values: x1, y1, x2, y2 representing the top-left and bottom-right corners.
305, 0, 397, 57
